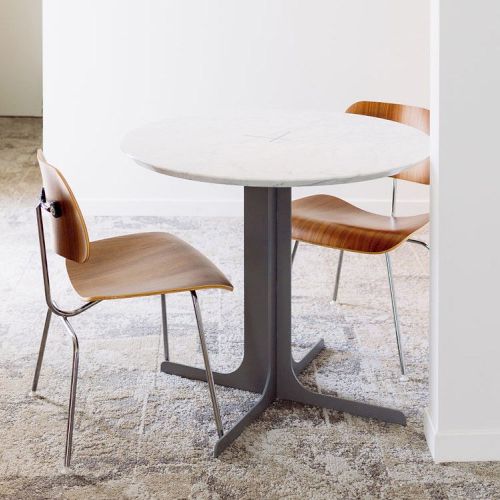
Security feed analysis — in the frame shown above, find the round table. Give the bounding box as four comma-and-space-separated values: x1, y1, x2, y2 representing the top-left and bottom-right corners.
122, 111, 429, 457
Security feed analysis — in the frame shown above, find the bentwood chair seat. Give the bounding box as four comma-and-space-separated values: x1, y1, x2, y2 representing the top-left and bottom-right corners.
291, 101, 430, 377
33, 149, 232, 469
292, 194, 429, 254
66, 232, 232, 301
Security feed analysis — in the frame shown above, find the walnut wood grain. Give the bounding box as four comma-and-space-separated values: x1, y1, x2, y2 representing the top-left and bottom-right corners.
291, 102, 430, 253
37, 150, 90, 263
346, 101, 430, 185
292, 195, 429, 254
38, 149, 233, 301
66, 232, 233, 301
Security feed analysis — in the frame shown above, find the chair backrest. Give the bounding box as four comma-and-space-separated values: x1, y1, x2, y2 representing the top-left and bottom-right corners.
37, 150, 90, 263
346, 101, 430, 185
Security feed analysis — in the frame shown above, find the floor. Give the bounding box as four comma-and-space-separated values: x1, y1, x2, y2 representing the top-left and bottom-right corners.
0, 117, 498, 499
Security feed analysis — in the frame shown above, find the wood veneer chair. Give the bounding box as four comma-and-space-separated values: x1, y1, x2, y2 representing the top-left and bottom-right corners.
291, 102, 430, 376
32, 150, 233, 468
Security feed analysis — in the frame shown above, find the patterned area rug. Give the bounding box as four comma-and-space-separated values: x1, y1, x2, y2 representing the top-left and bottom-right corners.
0, 118, 499, 499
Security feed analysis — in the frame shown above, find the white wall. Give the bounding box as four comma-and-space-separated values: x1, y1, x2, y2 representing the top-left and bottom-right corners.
0, 0, 42, 116
425, 0, 500, 462
43, 0, 429, 216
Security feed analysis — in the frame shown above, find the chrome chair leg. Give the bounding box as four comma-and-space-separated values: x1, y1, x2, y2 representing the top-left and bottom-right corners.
60, 317, 80, 469
291, 240, 299, 266
32, 308, 52, 393
385, 254, 406, 375
332, 250, 344, 302
161, 294, 169, 361
190, 291, 224, 438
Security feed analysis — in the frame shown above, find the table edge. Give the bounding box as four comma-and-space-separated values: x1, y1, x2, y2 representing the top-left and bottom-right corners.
124, 153, 430, 188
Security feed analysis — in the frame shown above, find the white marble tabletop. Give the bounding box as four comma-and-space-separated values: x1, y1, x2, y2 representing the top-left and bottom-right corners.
122, 111, 429, 187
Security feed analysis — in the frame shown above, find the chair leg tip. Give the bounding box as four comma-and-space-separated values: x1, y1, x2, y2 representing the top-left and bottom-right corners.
399, 374, 409, 383
60, 465, 73, 475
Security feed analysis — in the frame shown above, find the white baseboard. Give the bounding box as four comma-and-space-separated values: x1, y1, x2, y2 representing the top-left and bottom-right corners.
424, 409, 500, 462
79, 198, 429, 217
80, 198, 244, 217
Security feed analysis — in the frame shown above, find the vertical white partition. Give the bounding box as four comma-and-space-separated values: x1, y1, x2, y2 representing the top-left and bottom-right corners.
426, 0, 500, 462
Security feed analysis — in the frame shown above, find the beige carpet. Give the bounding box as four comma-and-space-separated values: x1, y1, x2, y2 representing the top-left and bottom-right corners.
0, 117, 498, 499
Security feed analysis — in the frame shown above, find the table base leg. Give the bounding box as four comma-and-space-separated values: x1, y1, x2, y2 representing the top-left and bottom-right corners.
162, 336, 404, 457
278, 364, 406, 425
293, 338, 325, 375
160, 336, 325, 393
214, 372, 276, 457
161, 187, 406, 458
161, 360, 262, 393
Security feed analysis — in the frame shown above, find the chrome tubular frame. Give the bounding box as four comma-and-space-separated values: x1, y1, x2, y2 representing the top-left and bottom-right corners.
385, 253, 406, 375
31, 308, 52, 393
326, 178, 427, 374
191, 291, 224, 438
33, 203, 100, 468
33, 200, 224, 467
161, 294, 169, 361
332, 250, 344, 302
60, 317, 80, 469
291, 240, 299, 266
289, 176, 428, 375
391, 178, 398, 217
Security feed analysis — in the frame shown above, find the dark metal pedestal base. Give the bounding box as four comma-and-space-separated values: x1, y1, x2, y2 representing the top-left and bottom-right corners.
161, 338, 325, 394
161, 187, 406, 457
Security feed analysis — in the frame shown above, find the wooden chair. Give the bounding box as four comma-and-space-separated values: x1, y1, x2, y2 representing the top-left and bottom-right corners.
291, 102, 430, 376
32, 150, 233, 468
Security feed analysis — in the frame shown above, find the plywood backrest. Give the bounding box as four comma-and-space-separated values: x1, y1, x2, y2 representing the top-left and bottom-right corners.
346, 101, 430, 185
37, 150, 90, 263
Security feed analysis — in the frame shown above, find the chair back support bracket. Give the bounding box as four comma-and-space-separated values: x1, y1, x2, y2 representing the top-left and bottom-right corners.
36, 195, 100, 319
40, 188, 63, 219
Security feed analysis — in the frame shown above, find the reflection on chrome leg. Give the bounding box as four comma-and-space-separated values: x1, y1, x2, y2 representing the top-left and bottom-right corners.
161, 294, 169, 361
291, 240, 300, 266
60, 317, 80, 468
191, 291, 224, 438
385, 253, 406, 375
31, 308, 52, 393
332, 250, 344, 302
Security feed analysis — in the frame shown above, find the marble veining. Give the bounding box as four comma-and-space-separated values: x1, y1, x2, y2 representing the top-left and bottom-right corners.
122, 110, 430, 187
